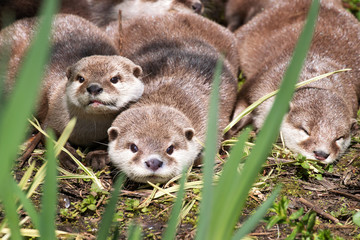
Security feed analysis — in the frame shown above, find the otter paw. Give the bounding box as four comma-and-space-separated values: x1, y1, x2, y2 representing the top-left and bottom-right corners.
58, 144, 81, 171
85, 150, 110, 170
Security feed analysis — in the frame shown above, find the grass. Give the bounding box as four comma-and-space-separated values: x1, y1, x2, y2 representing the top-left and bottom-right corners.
1, 0, 360, 239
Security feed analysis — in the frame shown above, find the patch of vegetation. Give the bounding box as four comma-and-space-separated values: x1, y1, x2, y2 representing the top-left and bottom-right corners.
343, 0, 360, 20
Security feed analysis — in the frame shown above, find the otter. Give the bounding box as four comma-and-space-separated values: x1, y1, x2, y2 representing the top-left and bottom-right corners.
88, 0, 204, 27
107, 13, 238, 183
230, 0, 360, 163
104, 12, 240, 76
0, 0, 203, 29
0, 14, 143, 168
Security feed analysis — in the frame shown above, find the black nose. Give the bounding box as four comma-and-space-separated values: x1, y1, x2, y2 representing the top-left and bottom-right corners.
313, 150, 330, 160
145, 158, 163, 172
87, 84, 103, 95
192, 2, 203, 14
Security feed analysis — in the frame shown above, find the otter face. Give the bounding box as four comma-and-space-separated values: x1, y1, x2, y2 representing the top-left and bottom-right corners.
108, 106, 200, 183
65, 55, 144, 115
280, 89, 355, 164
112, 0, 203, 21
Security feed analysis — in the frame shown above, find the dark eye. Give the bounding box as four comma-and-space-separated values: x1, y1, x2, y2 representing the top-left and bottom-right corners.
300, 127, 309, 136
166, 145, 174, 155
336, 136, 344, 141
77, 75, 85, 83
110, 76, 120, 84
130, 143, 138, 153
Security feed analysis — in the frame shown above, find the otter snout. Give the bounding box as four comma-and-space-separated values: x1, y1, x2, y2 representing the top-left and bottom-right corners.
192, 2, 203, 14
145, 158, 163, 171
313, 150, 330, 161
87, 84, 103, 95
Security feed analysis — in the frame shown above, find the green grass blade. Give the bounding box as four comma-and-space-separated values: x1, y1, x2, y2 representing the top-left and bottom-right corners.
213, 128, 250, 202
12, 179, 40, 229
231, 186, 281, 240
210, 1, 320, 239
0, 0, 58, 176
39, 131, 58, 240
0, 0, 59, 238
128, 223, 142, 240
96, 174, 125, 240
195, 57, 223, 240
54, 117, 76, 156
29, 119, 105, 190
162, 170, 187, 240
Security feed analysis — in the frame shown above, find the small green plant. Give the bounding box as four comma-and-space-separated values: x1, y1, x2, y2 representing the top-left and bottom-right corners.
343, 0, 360, 20
267, 196, 317, 239
267, 196, 346, 240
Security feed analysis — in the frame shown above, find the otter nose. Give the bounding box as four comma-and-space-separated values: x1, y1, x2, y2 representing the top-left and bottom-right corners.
192, 2, 203, 14
313, 150, 330, 161
145, 158, 163, 171
87, 84, 103, 95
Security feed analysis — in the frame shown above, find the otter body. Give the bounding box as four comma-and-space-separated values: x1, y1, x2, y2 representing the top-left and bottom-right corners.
108, 13, 238, 183
231, 0, 360, 163
0, 14, 144, 148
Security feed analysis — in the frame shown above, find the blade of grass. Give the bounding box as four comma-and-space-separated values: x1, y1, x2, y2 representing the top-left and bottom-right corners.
12, 179, 40, 229
29, 119, 104, 190
128, 223, 142, 240
54, 117, 76, 156
195, 57, 223, 240
0, 0, 59, 238
210, 1, 320, 239
213, 127, 251, 202
231, 186, 281, 240
39, 131, 58, 240
162, 170, 187, 240
96, 174, 125, 240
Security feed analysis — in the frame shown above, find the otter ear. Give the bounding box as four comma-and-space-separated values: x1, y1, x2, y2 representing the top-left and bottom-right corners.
184, 128, 195, 141
350, 118, 358, 133
108, 127, 120, 142
66, 66, 73, 80
132, 65, 143, 78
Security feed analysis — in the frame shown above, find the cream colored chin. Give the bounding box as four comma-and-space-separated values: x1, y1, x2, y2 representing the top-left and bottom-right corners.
84, 103, 119, 113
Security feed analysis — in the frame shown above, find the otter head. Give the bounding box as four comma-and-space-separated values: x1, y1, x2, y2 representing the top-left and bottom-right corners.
108, 105, 200, 183
65, 55, 143, 115
281, 88, 356, 164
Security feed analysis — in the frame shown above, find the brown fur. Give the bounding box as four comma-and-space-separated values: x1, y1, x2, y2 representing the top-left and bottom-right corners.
105, 12, 239, 76
0, 0, 90, 29
231, 0, 360, 163
107, 13, 238, 183
225, 0, 343, 32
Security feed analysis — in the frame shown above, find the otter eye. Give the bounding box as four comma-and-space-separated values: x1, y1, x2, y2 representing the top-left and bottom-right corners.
130, 144, 138, 153
110, 76, 120, 84
77, 75, 85, 83
166, 145, 174, 155
336, 136, 344, 141
300, 127, 309, 136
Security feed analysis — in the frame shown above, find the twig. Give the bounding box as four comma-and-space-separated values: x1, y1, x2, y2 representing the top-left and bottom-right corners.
20, 132, 43, 167
298, 197, 340, 224
329, 189, 360, 202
